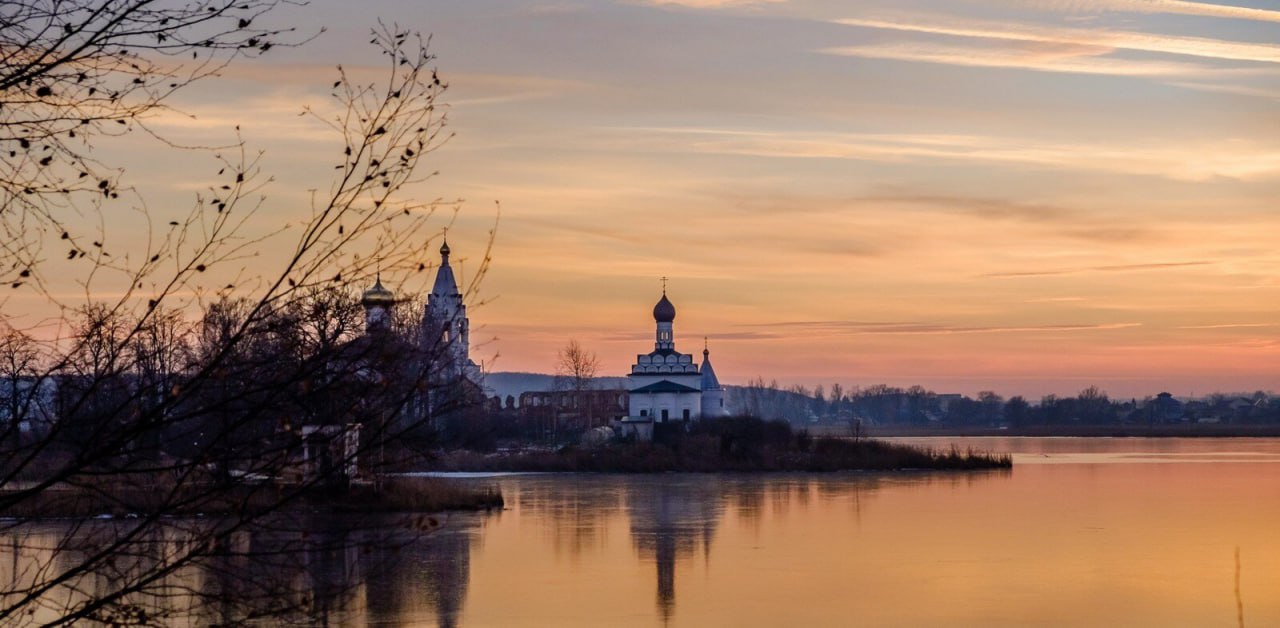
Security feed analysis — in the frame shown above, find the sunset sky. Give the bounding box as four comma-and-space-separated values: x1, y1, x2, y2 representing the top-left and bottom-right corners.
35, 0, 1280, 398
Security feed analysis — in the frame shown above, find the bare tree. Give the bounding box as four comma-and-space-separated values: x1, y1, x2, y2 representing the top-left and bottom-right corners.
0, 0, 308, 293
0, 326, 51, 446
0, 19, 491, 625
551, 338, 599, 434
555, 339, 598, 395
828, 382, 844, 416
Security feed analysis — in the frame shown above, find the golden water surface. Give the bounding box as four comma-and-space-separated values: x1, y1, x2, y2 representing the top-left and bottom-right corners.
388, 438, 1280, 627
5, 438, 1279, 626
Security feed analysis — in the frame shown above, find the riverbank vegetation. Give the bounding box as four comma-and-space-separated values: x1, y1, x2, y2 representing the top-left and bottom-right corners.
0, 476, 502, 519
434, 416, 1011, 473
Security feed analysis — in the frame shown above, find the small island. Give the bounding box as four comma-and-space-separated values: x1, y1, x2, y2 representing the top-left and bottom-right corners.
422, 286, 1007, 474
433, 416, 1011, 473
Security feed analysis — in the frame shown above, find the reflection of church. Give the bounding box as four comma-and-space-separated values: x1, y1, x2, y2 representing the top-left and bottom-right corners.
627, 479, 723, 624
621, 287, 729, 439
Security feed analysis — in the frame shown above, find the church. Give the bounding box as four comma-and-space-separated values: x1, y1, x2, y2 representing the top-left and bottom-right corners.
360, 239, 483, 416
621, 287, 729, 439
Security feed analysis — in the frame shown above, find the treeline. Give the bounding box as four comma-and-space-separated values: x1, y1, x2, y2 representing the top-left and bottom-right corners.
730, 379, 1280, 428
0, 287, 473, 485
0, 15, 479, 624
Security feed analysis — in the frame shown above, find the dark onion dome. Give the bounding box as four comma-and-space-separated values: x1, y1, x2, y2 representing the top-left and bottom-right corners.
361, 277, 395, 306
439, 238, 451, 259
653, 292, 676, 323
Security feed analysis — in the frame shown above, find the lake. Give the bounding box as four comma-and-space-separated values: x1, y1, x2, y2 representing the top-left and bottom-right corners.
6, 437, 1280, 626
349, 437, 1276, 627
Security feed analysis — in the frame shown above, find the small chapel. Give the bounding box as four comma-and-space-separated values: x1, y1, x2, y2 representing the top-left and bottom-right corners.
621, 286, 729, 440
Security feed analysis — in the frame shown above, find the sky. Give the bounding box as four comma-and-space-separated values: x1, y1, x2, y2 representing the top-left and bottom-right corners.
25, 0, 1280, 398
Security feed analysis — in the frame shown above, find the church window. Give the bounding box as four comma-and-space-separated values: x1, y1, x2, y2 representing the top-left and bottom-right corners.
661, 409, 669, 420
640, 409, 647, 417
682, 409, 690, 420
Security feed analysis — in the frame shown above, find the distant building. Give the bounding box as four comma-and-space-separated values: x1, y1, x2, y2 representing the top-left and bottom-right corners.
518, 389, 629, 429
359, 239, 483, 378
420, 239, 482, 384
349, 239, 486, 448
1151, 392, 1183, 423
620, 287, 729, 440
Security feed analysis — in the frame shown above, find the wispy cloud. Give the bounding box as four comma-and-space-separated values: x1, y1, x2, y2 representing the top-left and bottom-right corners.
833, 15, 1280, 65
643, 0, 785, 8
819, 41, 1226, 78
721, 192, 1155, 243
1176, 323, 1279, 330
1056, 0, 1280, 23
603, 329, 781, 342
739, 320, 1142, 335
1165, 81, 1280, 101
627, 127, 1280, 181
984, 261, 1213, 278
855, 194, 1073, 223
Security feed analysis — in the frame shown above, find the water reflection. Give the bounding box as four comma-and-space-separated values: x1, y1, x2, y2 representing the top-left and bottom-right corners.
364, 525, 474, 628
625, 478, 723, 623
7, 439, 1280, 626
0, 512, 482, 627
512, 479, 623, 560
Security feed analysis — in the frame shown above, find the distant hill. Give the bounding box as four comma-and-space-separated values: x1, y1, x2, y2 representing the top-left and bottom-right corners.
483, 371, 631, 401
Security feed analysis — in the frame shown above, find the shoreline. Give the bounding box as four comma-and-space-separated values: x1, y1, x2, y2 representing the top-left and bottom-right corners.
856, 425, 1280, 438
0, 477, 504, 520
431, 436, 1012, 474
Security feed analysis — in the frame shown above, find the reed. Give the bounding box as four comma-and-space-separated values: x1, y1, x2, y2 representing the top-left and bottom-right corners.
435, 417, 1012, 473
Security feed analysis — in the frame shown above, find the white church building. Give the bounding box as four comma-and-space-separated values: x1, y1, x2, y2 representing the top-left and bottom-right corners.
621, 288, 728, 439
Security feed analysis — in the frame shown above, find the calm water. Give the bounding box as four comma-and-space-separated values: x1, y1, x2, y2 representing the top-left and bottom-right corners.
7, 438, 1280, 626
394, 438, 1280, 627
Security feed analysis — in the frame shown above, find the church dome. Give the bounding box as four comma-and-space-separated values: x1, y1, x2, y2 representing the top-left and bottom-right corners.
361, 278, 395, 307
653, 293, 676, 323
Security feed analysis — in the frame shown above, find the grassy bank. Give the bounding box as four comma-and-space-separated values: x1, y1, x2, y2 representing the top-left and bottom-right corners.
328, 477, 503, 513
436, 417, 1011, 473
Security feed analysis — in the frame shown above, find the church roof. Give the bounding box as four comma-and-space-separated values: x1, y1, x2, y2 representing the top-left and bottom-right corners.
431, 239, 460, 297
361, 276, 395, 306
645, 348, 685, 357
700, 348, 722, 391
630, 380, 700, 394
